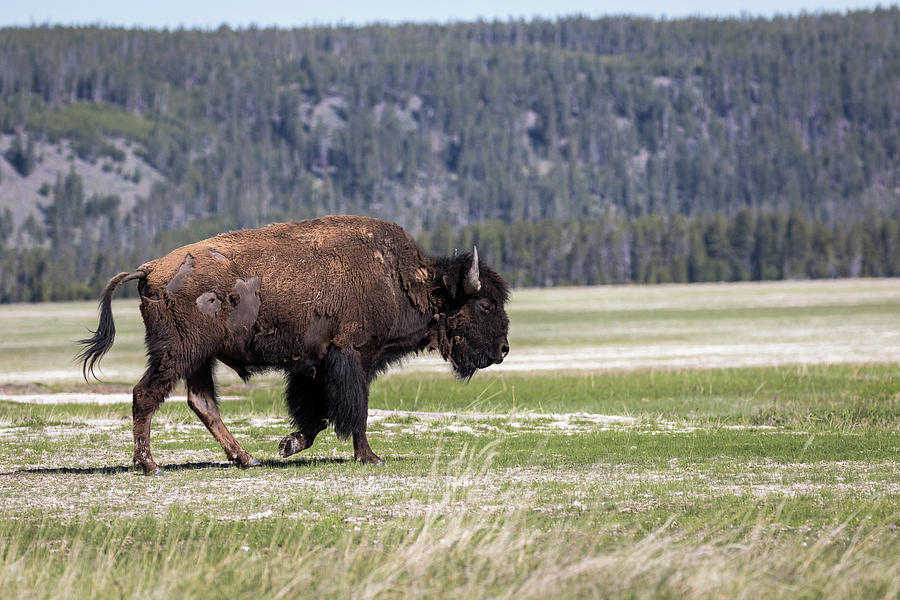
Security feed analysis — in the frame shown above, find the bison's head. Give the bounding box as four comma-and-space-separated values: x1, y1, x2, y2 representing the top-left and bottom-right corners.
432, 248, 510, 380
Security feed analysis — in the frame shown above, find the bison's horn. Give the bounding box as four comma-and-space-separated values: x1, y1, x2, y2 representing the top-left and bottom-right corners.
463, 246, 481, 295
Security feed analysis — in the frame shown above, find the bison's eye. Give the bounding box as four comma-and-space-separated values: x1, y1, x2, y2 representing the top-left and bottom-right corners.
476, 299, 494, 315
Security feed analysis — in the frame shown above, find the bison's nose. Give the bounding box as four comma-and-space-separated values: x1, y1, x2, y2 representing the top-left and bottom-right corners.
495, 341, 510, 364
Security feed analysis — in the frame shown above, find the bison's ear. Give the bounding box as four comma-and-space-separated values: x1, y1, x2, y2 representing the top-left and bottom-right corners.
442, 246, 481, 300
441, 273, 459, 300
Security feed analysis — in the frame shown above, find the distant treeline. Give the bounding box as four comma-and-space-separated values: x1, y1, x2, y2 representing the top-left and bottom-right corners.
2, 205, 897, 302
425, 209, 900, 288
0, 12, 899, 300
3, 12, 899, 227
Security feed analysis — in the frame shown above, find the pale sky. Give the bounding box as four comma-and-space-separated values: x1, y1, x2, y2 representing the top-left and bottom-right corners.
1, 0, 895, 29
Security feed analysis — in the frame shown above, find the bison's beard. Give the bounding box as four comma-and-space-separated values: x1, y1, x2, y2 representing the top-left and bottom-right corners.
426, 319, 481, 381
450, 353, 479, 380
448, 336, 499, 381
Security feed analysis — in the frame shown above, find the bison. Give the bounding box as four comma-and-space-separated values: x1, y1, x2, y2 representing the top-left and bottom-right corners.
77, 215, 510, 474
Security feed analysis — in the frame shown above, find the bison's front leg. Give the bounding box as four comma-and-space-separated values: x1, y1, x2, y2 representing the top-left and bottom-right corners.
352, 430, 383, 465
280, 371, 329, 458
281, 348, 382, 464
278, 422, 328, 458
325, 347, 381, 465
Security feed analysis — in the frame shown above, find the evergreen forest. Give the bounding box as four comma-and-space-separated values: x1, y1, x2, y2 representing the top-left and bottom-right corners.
0, 9, 899, 301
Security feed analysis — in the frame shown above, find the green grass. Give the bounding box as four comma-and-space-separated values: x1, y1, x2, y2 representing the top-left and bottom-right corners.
0, 280, 899, 598
1, 367, 899, 598
369, 365, 900, 425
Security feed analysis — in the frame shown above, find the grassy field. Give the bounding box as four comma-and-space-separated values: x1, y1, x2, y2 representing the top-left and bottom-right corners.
0, 280, 899, 598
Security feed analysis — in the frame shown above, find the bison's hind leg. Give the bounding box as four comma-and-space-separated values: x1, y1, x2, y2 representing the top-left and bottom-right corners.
186, 360, 261, 468
132, 361, 180, 475
279, 372, 328, 458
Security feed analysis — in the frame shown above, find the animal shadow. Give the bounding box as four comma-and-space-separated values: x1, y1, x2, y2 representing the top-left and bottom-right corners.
6, 456, 363, 477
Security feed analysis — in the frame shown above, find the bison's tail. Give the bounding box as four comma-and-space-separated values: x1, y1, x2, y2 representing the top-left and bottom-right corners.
77, 270, 146, 381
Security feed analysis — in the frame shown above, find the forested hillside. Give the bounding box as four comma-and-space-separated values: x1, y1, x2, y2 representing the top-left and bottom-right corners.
1, 10, 899, 301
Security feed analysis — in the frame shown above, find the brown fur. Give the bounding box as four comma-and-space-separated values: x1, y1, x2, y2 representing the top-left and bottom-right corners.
78, 215, 510, 474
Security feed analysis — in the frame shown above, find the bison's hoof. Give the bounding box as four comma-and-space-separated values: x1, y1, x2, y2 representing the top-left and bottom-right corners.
233, 455, 261, 468
357, 455, 384, 466
145, 467, 163, 476
278, 434, 302, 458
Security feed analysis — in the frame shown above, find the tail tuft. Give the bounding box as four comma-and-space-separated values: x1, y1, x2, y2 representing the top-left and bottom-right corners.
76, 270, 144, 381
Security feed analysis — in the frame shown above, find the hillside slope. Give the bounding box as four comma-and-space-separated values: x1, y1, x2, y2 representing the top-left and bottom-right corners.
0, 134, 161, 231
0, 11, 898, 299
